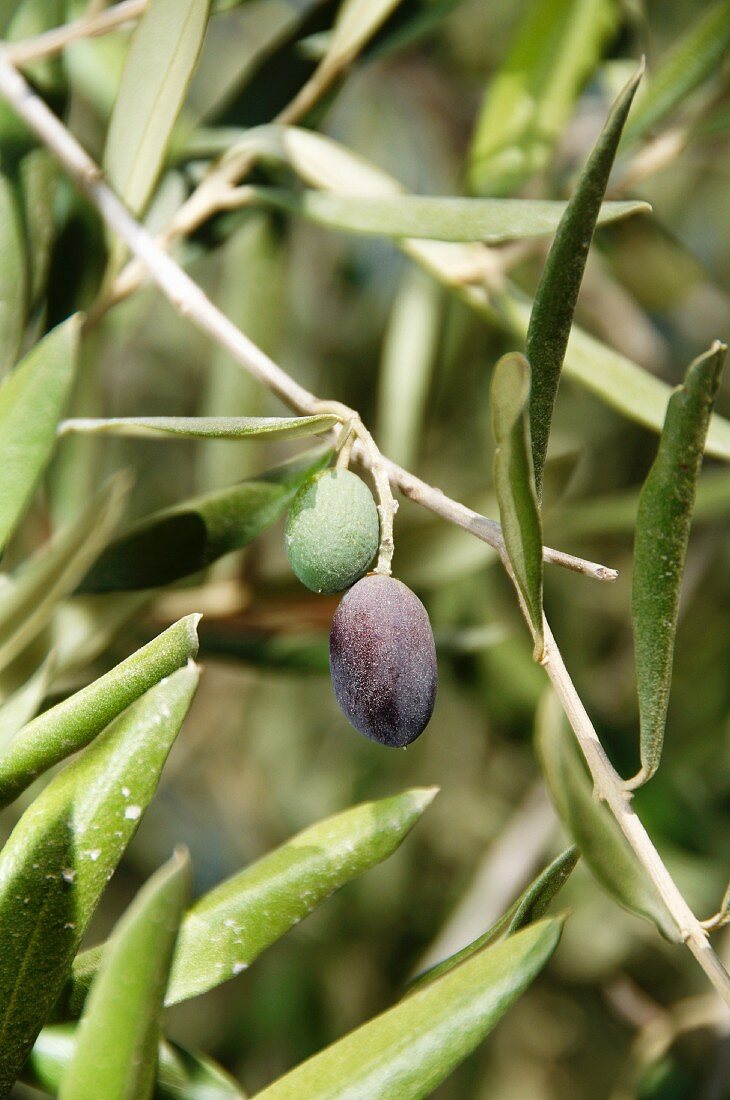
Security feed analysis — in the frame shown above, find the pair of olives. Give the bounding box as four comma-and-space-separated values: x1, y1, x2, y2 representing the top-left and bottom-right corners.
285, 469, 437, 747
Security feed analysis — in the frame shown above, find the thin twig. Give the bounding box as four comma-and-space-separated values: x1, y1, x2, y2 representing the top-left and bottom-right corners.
5, 0, 147, 67
0, 47, 727, 1011
540, 617, 730, 1010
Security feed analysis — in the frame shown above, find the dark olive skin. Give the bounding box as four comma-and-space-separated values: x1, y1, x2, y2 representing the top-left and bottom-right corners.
329, 574, 437, 747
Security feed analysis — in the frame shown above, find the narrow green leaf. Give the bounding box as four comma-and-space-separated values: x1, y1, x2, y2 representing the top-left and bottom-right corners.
410, 847, 578, 993
0, 171, 27, 374
536, 690, 678, 941
0, 315, 81, 550
0, 665, 199, 1095
18, 148, 59, 307
0, 474, 128, 674
526, 64, 643, 496
27, 1027, 246, 1100
250, 188, 648, 242
104, 0, 211, 214
377, 267, 441, 469
254, 919, 563, 1100
59, 851, 191, 1100
629, 342, 726, 788
467, 0, 617, 196
0, 614, 200, 808
81, 448, 331, 592
59, 788, 438, 1017
491, 353, 544, 657
0, 652, 56, 749
506, 847, 578, 934
622, 1, 730, 146
59, 414, 338, 441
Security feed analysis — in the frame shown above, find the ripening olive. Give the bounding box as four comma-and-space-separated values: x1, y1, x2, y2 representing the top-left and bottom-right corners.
285, 469, 379, 594
329, 574, 437, 747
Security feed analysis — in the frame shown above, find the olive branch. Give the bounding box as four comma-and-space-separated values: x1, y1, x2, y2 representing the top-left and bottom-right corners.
1, 11, 729, 1015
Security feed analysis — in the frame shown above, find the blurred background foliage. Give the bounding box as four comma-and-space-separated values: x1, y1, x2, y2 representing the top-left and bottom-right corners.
4, 0, 730, 1096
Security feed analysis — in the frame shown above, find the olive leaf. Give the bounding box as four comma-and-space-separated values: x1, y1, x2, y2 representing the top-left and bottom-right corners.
0, 315, 81, 550
526, 64, 643, 496
254, 919, 564, 1100
0, 474, 129, 675
622, 0, 730, 147
0, 171, 27, 374
466, 0, 617, 196
56, 788, 438, 1017
377, 267, 441, 469
59, 413, 338, 441
104, 0, 211, 215
536, 690, 678, 942
27, 1027, 246, 1100
491, 353, 544, 657
248, 188, 649, 243
58, 851, 191, 1100
81, 448, 332, 592
0, 614, 200, 809
409, 847, 578, 993
0, 665, 199, 1095
17, 148, 59, 307
629, 342, 726, 788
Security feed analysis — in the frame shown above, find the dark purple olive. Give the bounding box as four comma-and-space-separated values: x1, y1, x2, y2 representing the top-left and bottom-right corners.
329, 574, 437, 747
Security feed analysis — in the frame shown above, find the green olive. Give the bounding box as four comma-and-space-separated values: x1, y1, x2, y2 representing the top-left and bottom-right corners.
284, 469, 379, 594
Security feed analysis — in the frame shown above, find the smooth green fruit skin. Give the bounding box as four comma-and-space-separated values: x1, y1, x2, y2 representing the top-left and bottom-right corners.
285, 469, 379, 594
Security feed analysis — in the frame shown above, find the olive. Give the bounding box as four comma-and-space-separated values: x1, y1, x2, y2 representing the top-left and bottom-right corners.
329, 574, 437, 747
285, 469, 379, 594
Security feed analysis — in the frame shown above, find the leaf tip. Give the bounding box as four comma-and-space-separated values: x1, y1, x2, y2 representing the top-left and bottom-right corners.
410, 785, 440, 812
185, 612, 203, 652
